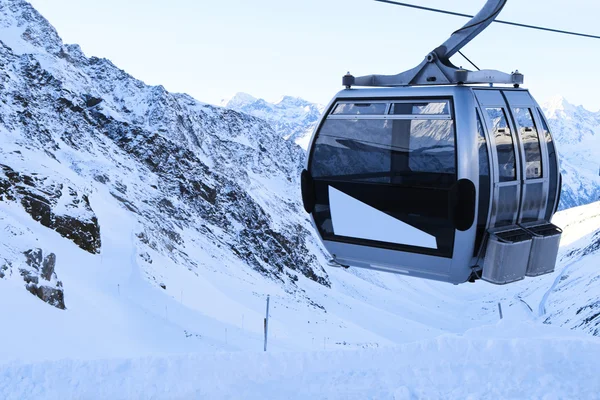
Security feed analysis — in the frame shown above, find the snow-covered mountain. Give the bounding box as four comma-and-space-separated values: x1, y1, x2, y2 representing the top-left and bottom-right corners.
542, 96, 600, 209
222, 93, 324, 150
0, 0, 331, 313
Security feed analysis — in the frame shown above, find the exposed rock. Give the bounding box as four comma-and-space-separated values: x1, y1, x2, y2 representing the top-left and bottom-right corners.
19, 249, 65, 310
23, 248, 42, 269
41, 253, 56, 281
20, 269, 39, 284
26, 284, 65, 310
1, 165, 101, 254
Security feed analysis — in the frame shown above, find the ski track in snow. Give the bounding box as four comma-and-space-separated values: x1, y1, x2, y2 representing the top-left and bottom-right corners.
537, 255, 582, 317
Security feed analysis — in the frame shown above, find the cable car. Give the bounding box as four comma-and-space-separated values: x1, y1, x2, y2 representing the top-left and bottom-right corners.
301, 0, 562, 284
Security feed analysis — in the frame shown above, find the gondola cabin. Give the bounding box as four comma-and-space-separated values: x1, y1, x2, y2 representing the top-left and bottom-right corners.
301, 86, 562, 284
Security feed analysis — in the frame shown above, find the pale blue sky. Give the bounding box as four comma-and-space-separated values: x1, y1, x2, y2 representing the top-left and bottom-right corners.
28, 0, 600, 110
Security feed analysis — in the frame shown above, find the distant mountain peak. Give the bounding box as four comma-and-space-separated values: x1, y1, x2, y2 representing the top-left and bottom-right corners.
223, 93, 324, 150
220, 92, 257, 108
542, 95, 573, 115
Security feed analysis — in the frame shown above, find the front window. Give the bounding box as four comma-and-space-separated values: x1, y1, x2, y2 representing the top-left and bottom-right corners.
313, 100, 455, 186
309, 98, 457, 258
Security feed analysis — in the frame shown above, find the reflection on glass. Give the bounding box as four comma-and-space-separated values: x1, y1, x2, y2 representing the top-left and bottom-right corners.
486, 107, 516, 182
390, 101, 449, 115
474, 114, 491, 255
332, 102, 387, 115
477, 115, 489, 176
496, 185, 518, 226
310, 117, 455, 186
513, 108, 542, 179
538, 109, 559, 219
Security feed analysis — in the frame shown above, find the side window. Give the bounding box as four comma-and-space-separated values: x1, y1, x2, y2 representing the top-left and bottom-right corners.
475, 113, 491, 255
537, 109, 559, 219
331, 102, 387, 115
486, 108, 516, 182
477, 114, 490, 177
513, 108, 542, 179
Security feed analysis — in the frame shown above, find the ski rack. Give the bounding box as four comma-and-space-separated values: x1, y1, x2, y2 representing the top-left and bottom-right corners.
343, 0, 524, 88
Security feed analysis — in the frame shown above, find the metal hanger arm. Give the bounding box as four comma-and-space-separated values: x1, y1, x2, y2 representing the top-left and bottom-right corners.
346, 0, 518, 88
436, 0, 507, 63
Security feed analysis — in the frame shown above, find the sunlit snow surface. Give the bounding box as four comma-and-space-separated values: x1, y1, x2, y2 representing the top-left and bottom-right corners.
1, 200, 600, 399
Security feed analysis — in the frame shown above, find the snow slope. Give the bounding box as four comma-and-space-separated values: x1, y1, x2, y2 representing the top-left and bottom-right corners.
2, 323, 599, 400
2, 201, 600, 399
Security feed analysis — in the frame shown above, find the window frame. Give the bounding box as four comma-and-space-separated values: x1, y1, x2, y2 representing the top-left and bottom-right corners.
307, 96, 459, 258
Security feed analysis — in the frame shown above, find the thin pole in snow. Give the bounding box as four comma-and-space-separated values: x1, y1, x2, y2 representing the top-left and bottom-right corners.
498, 302, 503, 320
264, 295, 270, 351
117, 284, 120, 295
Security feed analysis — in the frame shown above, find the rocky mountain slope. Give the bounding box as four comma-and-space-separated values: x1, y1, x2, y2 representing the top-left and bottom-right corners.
0, 0, 330, 313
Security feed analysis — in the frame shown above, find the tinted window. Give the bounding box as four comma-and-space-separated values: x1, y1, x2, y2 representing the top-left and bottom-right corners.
474, 114, 491, 255
332, 102, 387, 115
390, 101, 450, 115
513, 108, 542, 179
309, 99, 457, 257
538, 110, 559, 219
311, 118, 455, 185
486, 108, 516, 182
495, 185, 518, 226
311, 119, 391, 182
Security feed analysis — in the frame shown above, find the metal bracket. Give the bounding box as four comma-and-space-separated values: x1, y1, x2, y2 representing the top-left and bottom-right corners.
345, 0, 523, 87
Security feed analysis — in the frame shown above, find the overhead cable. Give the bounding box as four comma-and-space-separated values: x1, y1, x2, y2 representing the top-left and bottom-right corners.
374, 0, 600, 40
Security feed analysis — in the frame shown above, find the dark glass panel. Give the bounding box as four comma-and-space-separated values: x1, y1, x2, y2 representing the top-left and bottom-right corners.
331, 102, 387, 115
486, 108, 516, 182
513, 108, 542, 179
537, 110, 559, 220
494, 185, 518, 226
311, 118, 455, 186
311, 119, 392, 182
521, 182, 545, 222
474, 114, 491, 256
390, 101, 449, 115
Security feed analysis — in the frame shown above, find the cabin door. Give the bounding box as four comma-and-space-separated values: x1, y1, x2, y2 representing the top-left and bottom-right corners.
475, 89, 549, 227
